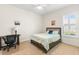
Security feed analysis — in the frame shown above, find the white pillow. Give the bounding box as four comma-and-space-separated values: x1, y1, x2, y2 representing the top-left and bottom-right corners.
53, 31, 58, 34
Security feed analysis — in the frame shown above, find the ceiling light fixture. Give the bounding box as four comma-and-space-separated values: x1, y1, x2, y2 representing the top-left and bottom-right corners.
36, 6, 43, 10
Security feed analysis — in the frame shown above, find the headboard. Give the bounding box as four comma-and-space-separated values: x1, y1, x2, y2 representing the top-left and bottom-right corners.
46, 27, 61, 39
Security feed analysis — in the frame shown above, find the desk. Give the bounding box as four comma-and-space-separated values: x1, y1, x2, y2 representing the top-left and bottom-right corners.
0, 34, 20, 50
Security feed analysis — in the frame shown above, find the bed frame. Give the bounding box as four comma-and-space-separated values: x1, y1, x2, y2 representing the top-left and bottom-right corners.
31, 27, 61, 53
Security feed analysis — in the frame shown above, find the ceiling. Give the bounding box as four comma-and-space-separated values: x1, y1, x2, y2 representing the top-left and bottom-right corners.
11, 4, 69, 15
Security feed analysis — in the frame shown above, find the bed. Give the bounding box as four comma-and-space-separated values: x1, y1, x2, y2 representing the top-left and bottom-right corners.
31, 27, 61, 53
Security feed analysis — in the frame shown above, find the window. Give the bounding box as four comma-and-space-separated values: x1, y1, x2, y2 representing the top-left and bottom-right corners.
63, 14, 78, 35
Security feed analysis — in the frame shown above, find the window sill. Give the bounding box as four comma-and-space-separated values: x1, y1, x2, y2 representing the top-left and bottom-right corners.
63, 34, 79, 39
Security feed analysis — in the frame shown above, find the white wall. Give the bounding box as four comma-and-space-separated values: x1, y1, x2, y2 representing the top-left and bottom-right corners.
43, 5, 79, 29
0, 5, 43, 42
43, 5, 79, 47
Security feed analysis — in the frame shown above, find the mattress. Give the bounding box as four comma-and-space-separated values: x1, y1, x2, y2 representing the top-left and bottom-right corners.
31, 33, 60, 51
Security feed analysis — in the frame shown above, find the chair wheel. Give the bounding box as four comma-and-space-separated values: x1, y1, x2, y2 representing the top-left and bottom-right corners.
3, 48, 6, 51
7, 49, 9, 52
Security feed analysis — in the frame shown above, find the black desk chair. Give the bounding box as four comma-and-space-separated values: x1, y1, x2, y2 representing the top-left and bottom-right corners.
2, 35, 17, 52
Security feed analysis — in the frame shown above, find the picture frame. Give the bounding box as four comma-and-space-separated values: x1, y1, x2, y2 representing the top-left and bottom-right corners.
51, 20, 55, 25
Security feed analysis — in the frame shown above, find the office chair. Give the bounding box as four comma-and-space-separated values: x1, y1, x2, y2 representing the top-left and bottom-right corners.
2, 35, 17, 52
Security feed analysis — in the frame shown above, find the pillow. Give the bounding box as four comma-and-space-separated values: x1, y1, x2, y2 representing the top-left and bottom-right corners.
48, 30, 53, 34
53, 31, 58, 34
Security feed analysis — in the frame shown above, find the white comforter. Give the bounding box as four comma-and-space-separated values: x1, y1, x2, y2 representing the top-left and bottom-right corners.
31, 33, 60, 51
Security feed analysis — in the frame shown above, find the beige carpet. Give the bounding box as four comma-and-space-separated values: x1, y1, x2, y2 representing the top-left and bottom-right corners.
1, 41, 79, 55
